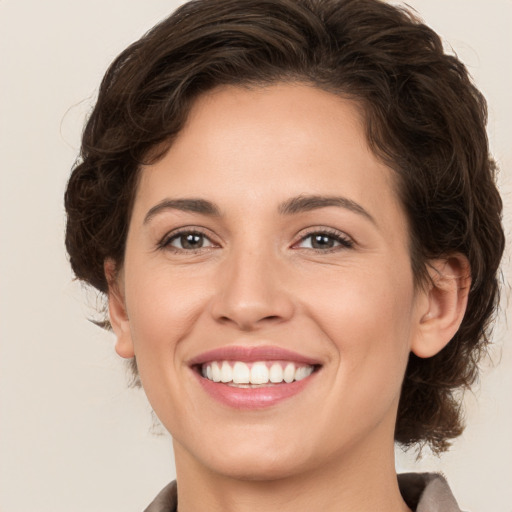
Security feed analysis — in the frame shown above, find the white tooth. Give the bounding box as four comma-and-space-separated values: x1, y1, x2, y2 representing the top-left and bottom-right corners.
220, 361, 232, 383
201, 365, 208, 378
232, 362, 250, 384
250, 362, 269, 384
269, 363, 284, 383
295, 365, 313, 381
283, 363, 296, 383
206, 364, 213, 381
211, 362, 221, 382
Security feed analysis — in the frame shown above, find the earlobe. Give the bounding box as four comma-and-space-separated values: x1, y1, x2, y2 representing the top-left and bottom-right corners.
411, 254, 471, 358
104, 259, 135, 359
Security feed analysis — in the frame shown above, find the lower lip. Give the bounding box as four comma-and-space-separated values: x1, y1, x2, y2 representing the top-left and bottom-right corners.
193, 370, 318, 409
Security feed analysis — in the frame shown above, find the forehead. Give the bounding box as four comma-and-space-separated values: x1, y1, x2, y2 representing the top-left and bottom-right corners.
134, 83, 406, 236
180, 83, 370, 167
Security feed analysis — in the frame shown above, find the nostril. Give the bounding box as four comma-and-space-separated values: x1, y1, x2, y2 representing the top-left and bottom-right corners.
216, 314, 284, 329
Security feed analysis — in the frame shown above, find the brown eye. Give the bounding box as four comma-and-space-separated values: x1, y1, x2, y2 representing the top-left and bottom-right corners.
297, 231, 353, 250
166, 231, 214, 251
310, 234, 337, 249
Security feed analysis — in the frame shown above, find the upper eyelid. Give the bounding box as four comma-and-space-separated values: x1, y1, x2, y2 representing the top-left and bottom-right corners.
294, 235, 353, 251
294, 227, 353, 243
159, 227, 217, 248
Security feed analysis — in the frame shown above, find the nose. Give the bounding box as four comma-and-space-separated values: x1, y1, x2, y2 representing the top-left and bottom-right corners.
209, 247, 295, 331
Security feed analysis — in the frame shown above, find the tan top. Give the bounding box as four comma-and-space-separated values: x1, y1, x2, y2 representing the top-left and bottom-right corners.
144, 472, 462, 512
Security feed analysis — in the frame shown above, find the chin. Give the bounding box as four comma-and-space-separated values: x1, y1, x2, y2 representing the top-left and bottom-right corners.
188, 431, 315, 482
208, 454, 309, 482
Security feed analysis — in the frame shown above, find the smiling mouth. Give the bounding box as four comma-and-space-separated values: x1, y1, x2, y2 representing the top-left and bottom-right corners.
197, 360, 320, 387
190, 347, 322, 408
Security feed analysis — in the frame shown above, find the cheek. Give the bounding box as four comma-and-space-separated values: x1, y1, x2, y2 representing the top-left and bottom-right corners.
123, 268, 212, 423
127, 279, 205, 350
308, 262, 415, 338
305, 266, 416, 390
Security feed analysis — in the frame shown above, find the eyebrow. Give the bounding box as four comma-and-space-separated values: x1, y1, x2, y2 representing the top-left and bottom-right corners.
144, 198, 222, 224
278, 195, 375, 224
143, 194, 375, 225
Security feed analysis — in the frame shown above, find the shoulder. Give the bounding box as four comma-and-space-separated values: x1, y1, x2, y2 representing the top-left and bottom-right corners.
398, 472, 463, 512
143, 480, 177, 512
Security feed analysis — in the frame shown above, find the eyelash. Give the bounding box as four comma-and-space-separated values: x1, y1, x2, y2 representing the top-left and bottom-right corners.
158, 227, 354, 254
158, 228, 216, 254
294, 228, 354, 252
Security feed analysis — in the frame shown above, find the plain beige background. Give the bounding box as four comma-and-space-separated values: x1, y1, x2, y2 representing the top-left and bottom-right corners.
0, 1, 510, 510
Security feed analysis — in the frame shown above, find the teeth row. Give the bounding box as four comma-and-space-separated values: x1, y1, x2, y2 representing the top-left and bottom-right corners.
201, 361, 314, 385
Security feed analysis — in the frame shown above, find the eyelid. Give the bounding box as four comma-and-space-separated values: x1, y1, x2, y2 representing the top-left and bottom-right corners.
158, 226, 219, 252
292, 227, 354, 250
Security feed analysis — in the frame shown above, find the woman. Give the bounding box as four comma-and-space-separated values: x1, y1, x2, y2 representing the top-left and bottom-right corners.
64, 0, 504, 510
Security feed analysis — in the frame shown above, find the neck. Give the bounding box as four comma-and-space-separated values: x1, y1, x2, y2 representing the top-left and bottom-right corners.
173, 424, 411, 512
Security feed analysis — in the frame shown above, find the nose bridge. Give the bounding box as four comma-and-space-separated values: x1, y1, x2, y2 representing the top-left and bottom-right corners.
210, 240, 294, 330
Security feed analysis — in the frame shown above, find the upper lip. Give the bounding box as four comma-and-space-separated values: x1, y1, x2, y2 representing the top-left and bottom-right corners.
188, 345, 322, 367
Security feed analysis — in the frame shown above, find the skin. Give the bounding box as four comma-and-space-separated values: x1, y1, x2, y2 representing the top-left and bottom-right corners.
108, 83, 470, 512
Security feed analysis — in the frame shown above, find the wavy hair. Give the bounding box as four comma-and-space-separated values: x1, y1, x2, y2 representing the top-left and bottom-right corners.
65, 0, 504, 453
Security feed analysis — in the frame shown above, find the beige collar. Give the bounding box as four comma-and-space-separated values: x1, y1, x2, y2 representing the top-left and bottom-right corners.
144, 472, 462, 512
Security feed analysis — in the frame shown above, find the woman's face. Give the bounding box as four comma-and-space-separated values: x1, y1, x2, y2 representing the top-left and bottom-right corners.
113, 84, 427, 480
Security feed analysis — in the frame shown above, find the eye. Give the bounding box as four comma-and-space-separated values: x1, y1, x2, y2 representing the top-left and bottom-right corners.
295, 230, 353, 251
161, 230, 216, 252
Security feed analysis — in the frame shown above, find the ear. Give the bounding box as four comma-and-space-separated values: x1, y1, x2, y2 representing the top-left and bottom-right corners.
411, 254, 471, 358
104, 259, 135, 359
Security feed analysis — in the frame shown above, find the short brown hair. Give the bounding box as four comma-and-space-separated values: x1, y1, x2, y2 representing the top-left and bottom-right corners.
65, 0, 505, 453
